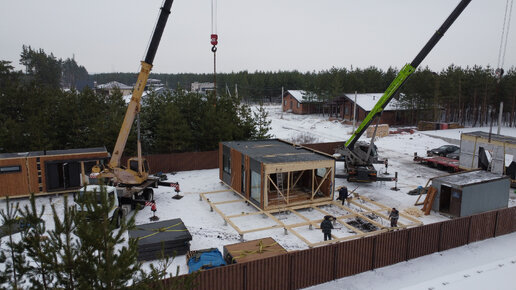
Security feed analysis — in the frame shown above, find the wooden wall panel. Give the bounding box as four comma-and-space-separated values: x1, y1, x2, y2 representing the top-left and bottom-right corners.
230, 150, 242, 194
0, 158, 29, 197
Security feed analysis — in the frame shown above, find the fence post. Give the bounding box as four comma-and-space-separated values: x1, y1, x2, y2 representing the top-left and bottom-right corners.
332, 244, 338, 280
438, 222, 443, 252
494, 209, 500, 237
371, 236, 377, 269
243, 264, 247, 290
467, 216, 472, 244
405, 229, 411, 261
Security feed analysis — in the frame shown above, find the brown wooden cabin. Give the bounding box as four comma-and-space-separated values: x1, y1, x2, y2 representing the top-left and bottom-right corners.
0, 147, 109, 198
219, 139, 335, 211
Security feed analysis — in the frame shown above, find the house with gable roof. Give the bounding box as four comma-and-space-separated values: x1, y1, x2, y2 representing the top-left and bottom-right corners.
282, 90, 323, 114
327, 93, 412, 125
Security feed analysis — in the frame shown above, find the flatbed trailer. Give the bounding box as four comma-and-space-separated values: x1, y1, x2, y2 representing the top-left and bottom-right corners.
414, 155, 461, 172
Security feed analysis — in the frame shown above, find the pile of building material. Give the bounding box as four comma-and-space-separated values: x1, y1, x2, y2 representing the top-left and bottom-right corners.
129, 218, 192, 261
366, 124, 389, 138
223, 237, 287, 264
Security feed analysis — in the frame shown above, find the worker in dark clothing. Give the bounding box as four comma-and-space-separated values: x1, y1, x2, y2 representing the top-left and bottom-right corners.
389, 207, 399, 227
337, 186, 349, 206
320, 215, 334, 241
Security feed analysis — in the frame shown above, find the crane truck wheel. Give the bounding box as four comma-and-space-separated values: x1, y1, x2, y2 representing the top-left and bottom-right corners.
143, 188, 154, 201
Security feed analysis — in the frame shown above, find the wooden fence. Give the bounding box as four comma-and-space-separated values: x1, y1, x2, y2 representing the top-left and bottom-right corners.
165, 206, 516, 290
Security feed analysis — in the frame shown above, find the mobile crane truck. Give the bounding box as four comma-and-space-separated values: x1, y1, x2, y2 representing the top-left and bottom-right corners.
335, 0, 471, 182
91, 0, 177, 214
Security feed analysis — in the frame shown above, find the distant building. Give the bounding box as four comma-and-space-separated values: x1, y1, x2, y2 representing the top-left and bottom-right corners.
327, 93, 410, 125
282, 90, 323, 114
191, 82, 215, 94
145, 78, 164, 90
95, 81, 133, 96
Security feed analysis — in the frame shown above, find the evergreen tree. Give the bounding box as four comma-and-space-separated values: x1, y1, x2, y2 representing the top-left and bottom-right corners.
252, 103, 272, 139
73, 186, 140, 289
20, 195, 55, 289
48, 195, 79, 289
0, 197, 30, 289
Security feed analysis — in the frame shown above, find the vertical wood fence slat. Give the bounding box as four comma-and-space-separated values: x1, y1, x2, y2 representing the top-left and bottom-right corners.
289, 244, 336, 289
439, 216, 471, 251
407, 223, 441, 260
495, 207, 516, 236
373, 230, 409, 268
334, 236, 375, 278
468, 211, 497, 243
192, 263, 245, 290
245, 255, 290, 290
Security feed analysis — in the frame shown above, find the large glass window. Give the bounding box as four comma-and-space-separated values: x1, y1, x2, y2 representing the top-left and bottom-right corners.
0, 165, 21, 174
250, 170, 261, 204
223, 153, 231, 174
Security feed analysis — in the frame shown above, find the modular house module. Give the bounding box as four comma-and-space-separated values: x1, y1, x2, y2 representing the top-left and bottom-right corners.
0, 147, 109, 198
219, 139, 335, 211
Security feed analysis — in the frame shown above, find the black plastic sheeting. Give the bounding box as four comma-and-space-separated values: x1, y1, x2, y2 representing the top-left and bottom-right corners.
129, 218, 192, 261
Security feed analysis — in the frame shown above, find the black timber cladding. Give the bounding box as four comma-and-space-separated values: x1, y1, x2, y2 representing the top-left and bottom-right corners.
221, 139, 331, 164
0, 147, 108, 159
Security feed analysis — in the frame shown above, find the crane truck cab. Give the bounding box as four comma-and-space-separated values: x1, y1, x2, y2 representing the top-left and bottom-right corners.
74, 185, 122, 228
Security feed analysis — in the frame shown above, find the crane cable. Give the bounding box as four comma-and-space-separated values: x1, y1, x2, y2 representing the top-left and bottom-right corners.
211, 0, 218, 92
496, 0, 514, 79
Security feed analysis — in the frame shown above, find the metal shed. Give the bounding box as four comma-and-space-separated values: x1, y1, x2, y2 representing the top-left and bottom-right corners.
219, 139, 335, 211
431, 170, 510, 217
0, 147, 109, 198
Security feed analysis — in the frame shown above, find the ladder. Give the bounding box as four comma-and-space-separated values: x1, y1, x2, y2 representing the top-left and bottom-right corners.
422, 186, 437, 215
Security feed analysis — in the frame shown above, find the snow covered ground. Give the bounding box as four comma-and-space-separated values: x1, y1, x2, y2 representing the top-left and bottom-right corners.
2, 104, 515, 288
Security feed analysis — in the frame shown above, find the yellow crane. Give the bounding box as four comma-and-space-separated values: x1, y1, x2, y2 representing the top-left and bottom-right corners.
96, 0, 174, 187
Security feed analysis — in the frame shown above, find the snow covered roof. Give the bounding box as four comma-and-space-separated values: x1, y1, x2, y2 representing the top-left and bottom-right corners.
286, 90, 321, 103
462, 131, 516, 145
97, 81, 133, 90
342, 93, 405, 111
0, 147, 108, 159
222, 139, 331, 164
432, 170, 508, 187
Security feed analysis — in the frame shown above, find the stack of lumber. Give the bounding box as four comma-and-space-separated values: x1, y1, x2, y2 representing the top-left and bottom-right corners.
129, 218, 192, 261
366, 124, 389, 138
223, 237, 287, 264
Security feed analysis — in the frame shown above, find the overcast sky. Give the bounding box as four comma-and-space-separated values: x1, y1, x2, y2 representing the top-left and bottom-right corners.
0, 0, 514, 74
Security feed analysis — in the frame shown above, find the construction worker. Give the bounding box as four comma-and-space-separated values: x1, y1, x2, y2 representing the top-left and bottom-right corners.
320, 215, 334, 241
337, 186, 349, 206
389, 207, 399, 228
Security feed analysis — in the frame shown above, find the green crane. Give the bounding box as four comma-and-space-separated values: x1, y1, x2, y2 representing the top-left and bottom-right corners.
337, 0, 471, 182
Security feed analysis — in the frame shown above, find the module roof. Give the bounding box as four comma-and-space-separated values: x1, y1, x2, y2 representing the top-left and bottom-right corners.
0, 147, 108, 159
222, 139, 332, 164
433, 170, 508, 187
462, 131, 516, 145
286, 90, 321, 103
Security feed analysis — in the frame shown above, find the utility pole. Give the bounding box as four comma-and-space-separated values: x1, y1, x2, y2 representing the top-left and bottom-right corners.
498, 102, 504, 135
352, 91, 357, 133
281, 86, 284, 118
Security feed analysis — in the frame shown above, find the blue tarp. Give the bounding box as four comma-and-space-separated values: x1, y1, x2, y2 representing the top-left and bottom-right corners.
187, 248, 226, 273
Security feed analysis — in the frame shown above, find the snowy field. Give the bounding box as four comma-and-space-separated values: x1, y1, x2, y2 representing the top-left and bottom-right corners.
2, 104, 516, 288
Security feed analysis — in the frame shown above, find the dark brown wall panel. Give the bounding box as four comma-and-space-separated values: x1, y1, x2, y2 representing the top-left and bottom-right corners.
374, 230, 409, 268
289, 245, 336, 289
407, 223, 440, 259
469, 211, 497, 243
230, 150, 242, 193
192, 263, 244, 290
495, 207, 516, 236
335, 236, 375, 278
246, 255, 290, 290
440, 217, 471, 251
